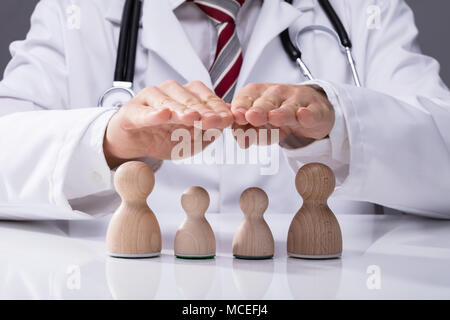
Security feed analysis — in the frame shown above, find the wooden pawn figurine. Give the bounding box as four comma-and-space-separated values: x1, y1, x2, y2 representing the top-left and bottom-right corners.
287, 163, 343, 259
174, 186, 216, 259
106, 161, 161, 258
232, 187, 274, 260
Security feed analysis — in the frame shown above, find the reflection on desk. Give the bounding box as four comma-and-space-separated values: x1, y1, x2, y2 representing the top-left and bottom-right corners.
0, 212, 449, 299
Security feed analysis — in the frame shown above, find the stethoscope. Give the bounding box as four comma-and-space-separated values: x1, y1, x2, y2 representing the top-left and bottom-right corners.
281, 0, 361, 87
98, 0, 362, 108
98, 0, 142, 108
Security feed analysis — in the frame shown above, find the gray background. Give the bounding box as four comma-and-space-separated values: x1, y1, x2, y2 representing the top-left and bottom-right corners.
0, 0, 449, 85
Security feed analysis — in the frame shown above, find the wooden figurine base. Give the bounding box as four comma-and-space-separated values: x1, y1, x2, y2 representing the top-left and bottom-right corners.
108, 252, 161, 259
233, 254, 273, 260
175, 254, 215, 260
288, 252, 341, 260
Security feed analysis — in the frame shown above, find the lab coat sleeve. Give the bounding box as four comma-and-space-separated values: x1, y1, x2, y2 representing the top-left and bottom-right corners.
281, 0, 450, 219
0, 0, 128, 220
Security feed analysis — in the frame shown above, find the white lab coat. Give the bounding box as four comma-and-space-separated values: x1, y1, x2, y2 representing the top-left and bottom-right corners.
0, 0, 449, 220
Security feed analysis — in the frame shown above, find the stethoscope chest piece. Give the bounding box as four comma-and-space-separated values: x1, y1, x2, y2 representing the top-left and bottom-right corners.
98, 81, 136, 108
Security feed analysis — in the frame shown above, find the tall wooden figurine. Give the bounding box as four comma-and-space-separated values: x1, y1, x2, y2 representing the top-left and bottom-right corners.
287, 163, 342, 259
106, 161, 162, 258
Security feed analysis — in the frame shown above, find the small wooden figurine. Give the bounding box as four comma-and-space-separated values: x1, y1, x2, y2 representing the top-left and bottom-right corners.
232, 187, 274, 259
174, 186, 216, 259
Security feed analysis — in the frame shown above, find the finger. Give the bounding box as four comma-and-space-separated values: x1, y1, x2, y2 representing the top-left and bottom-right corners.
139, 86, 200, 125
185, 81, 232, 129
231, 83, 267, 125
267, 87, 313, 128
161, 80, 221, 129
246, 85, 286, 127
296, 103, 327, 129
121, 103, 172, 130
294, 102, 334, 140
267, 102, 301, 128
295, 110, 326, 140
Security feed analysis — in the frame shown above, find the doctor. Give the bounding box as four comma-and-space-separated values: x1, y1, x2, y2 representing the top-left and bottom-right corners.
0, 0, 449, 220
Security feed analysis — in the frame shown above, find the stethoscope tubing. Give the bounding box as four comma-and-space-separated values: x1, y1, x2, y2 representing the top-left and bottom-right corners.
114, 0, 141, 83
281, 0, 361, 87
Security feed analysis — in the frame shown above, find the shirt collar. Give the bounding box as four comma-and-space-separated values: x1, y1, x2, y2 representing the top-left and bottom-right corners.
106, 0, 315, 24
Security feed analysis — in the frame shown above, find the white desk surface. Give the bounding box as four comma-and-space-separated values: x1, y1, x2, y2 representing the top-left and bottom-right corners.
1, 212, 449, 300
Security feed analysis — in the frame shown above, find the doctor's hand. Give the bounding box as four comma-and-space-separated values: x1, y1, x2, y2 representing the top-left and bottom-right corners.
230, 83, 335, 147
103, 80, 233, 168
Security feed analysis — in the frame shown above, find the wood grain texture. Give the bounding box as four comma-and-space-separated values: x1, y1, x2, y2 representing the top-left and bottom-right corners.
106, 161, 161, 256
287, 163, 342, 258
174, 186, 216, 257
232, 187, 274, 258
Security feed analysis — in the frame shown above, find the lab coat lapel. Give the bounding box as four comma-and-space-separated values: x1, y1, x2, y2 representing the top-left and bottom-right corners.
140, 0, 213, 87
105, 0, 315, 90
236, 0, 314, 90
105, 0, 212, 87
104, 0, 126, 24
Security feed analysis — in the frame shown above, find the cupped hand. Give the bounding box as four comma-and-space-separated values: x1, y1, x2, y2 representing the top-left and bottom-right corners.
230, 83, 335, 148
103, 80, 233, 168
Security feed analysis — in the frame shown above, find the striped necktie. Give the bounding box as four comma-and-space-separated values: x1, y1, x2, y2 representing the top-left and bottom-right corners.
189, 0, 245, 102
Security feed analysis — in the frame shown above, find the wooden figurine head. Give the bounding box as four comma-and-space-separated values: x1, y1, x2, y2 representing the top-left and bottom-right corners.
295, 162, 335, 201
239, 187, 269, 219
181, 186, 210, 218
114, 161, 155, 203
